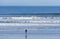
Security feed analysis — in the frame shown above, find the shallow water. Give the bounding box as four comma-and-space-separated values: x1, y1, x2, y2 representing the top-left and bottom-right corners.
0, 26, 60, 39
0, 34, 60, 39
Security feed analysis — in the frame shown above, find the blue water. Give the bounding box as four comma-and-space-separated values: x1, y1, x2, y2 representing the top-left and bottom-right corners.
0, 26, 60, 39
0, 6, 60, 39
0, 26, 60, 34
0, 6, 60, 15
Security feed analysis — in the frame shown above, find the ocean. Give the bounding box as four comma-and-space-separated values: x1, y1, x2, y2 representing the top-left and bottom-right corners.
0, 6, 60, 15
0, 6, 60, 39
